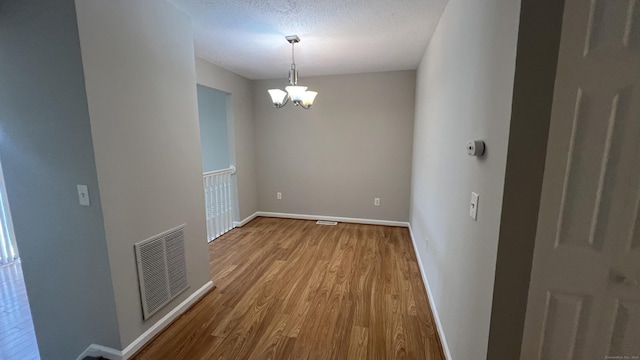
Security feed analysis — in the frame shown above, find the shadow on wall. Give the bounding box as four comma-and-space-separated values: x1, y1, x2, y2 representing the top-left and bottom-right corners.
197, 84, 230, 172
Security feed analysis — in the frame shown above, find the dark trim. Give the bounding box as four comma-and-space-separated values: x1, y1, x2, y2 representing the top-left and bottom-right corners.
487, 0, 567, 358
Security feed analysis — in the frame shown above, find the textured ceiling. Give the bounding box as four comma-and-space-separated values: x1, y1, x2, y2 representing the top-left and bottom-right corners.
168, 0, 448, 80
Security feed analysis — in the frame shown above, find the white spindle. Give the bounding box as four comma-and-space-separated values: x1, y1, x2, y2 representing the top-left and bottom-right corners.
224, 174, 230, 232
228, 174, 232, 230
203, 166, 236, 243
215, 176, 219, 237
216, 175, 221, 237
208, 176, 214, 241
204, 176, 209, 241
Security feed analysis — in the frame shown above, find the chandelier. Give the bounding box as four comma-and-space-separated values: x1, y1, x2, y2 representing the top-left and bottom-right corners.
267, 35, 318, 110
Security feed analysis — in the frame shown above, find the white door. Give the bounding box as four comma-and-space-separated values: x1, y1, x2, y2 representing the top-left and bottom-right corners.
521, 0, 640, 359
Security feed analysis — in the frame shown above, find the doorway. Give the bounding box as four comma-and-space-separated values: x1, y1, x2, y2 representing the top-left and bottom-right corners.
197, 85, 238, 242
0, 159, 39, 360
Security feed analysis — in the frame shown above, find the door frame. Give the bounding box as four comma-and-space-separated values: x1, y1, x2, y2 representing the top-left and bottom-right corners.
486, 0, 567, 358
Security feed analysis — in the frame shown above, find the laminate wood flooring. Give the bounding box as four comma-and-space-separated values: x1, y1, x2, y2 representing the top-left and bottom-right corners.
133, 217, 444, 360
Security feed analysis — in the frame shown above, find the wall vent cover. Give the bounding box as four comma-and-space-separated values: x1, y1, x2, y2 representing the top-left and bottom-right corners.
316, 220, 338, 226
134, 224, 189, 320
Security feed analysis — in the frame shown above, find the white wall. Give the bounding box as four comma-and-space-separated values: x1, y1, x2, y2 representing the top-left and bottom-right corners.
195, 58, 258, 221
75, 0, 211, 347
0, 1, 120, 358
253, 71, 415, 222
409, 0, 521, 358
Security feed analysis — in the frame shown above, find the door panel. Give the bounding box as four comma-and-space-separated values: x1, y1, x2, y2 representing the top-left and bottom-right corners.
521, 0, 640, 358
604, 299, 640, 355
539, 292, 591, 360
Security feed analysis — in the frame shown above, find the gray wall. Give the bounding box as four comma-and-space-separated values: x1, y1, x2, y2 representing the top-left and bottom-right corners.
75, 0, 211, 347
0, 0, 121, 358
253, 71, 415, 222
197, 85, 230, 172
195, 58, 258, 221
409, 0, 521, 358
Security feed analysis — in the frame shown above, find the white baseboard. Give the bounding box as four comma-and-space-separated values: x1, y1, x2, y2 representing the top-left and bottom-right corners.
120, 280, 214, 358
256, 211, 409, 228
408, 225, 452, 360
77, 280, 214, 360
233, 212, 258, 228
76, 344, 122, 360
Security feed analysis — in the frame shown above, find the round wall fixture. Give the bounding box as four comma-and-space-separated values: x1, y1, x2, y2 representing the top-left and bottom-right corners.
467, 140, 485, 156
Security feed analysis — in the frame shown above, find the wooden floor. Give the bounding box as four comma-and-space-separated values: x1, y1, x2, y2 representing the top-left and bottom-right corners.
0, 261, 40, 360
133, 217, 444, 360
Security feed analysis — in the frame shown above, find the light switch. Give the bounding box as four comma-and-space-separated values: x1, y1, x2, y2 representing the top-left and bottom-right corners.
470, 192, 479, 220
77, 185, 90, 206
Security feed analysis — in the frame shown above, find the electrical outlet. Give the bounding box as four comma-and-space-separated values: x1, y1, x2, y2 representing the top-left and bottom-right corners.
277, 192, 282, 200
425, 236, 429, 251
374, 197, 380, 206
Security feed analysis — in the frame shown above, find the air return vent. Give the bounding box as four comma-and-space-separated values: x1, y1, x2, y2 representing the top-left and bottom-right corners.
316, 220, 338, 226
134, 225, 189, 320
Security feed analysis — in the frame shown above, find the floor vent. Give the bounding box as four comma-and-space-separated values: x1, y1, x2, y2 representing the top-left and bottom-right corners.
134, 224, 189, 320
316, 220, 338, 226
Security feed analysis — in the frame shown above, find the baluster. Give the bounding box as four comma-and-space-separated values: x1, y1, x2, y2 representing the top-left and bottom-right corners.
204, 176, 210, 242
203, 169, 236, 241
228, 173, 232, 231
217, 174, 223, 236
215, 174, 220, 237
208, 175, 214, 241
211, 175, 216, 238
224, 174, 229, 232
227, 174, 233, 231
211, 175, 215, 239
222, 174, 226, 233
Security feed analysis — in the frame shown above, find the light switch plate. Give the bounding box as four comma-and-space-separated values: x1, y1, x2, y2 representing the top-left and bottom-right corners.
470, 192, 479, 220
77, 185, 90, 206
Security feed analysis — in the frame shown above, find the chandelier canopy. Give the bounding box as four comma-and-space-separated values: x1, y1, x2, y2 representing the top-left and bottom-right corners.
267, 35, 318, 110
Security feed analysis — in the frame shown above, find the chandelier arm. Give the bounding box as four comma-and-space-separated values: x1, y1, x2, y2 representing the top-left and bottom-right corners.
274, 95, 289, 108
299, 102, 312, 110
